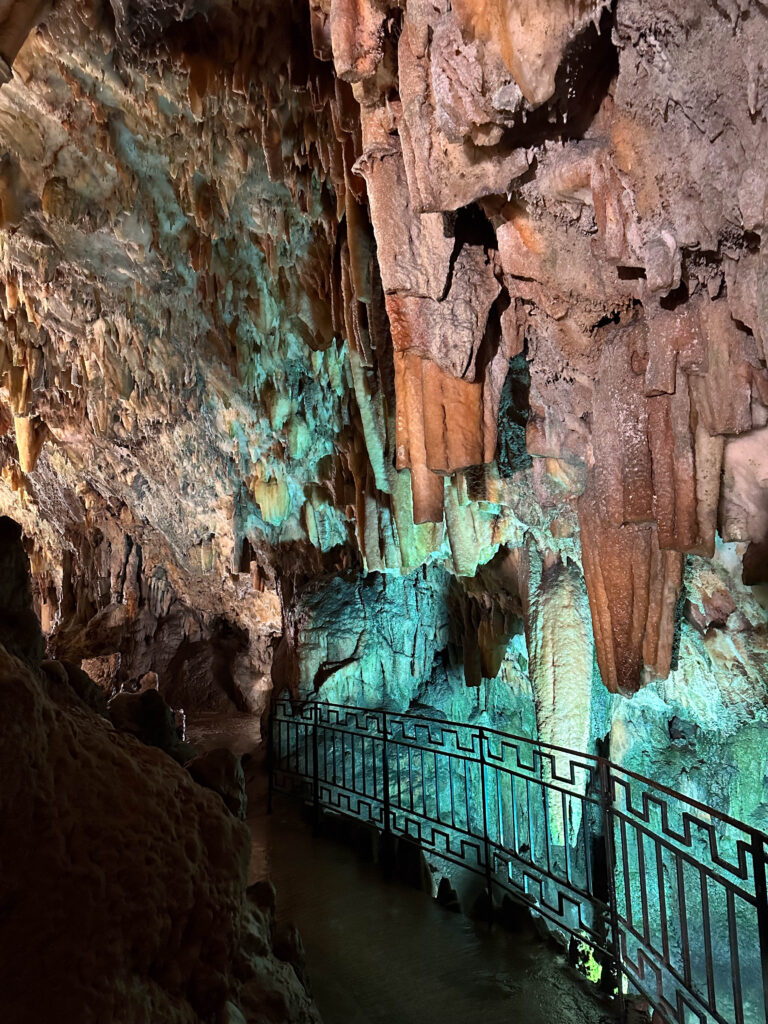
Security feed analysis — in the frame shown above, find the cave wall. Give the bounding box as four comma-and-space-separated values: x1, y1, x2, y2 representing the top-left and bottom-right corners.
0, 0, 330, 708
0, 0, 765, 819
0, 514, 321, 1024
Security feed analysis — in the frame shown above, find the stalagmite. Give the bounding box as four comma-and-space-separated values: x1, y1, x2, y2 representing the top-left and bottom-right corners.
520, 547, 594, 845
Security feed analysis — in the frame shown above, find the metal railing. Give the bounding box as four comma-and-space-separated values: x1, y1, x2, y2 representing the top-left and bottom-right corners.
268, 697, 768, 1024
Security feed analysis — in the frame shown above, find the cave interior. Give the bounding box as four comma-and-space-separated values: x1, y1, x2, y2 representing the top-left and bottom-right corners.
0, 1, 767, 1023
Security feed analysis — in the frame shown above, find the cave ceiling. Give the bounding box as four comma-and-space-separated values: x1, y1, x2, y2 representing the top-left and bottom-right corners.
0, 0, 765, 705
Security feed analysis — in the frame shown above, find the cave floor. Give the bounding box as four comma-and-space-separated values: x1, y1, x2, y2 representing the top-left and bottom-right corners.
188, 714, 609, 1024
247, 792, 610, 1024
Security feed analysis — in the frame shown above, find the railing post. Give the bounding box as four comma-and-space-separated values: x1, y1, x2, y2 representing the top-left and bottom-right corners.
379, 708, 395, 877
312, 702, 320, 834
381, 709, 391, 837
751, 832, 768, 1024
599, 757, 625, 1019
479, 726, 494, 913
267, 695, 275, 814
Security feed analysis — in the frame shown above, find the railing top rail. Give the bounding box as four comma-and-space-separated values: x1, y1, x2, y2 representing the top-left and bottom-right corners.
272, 694, 768, 845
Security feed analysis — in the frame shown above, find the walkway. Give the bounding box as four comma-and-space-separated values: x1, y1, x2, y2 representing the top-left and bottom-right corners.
188, 713, 608, 1024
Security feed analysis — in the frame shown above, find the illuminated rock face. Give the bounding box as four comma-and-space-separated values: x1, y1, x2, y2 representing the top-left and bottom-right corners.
0, 2, 766, 820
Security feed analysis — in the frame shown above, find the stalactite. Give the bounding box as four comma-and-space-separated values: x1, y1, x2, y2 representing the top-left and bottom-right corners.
0, 0, 765, 731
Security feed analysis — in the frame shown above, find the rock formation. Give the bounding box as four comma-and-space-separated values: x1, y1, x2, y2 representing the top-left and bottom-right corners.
0, 514, 320, 1023
0, 0, 765, 827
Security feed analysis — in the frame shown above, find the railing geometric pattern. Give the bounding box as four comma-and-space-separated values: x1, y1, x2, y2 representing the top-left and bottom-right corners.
269, 697, 768, 1024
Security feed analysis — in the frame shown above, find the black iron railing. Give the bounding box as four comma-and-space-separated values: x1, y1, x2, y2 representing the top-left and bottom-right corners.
268, 697, 768, 1024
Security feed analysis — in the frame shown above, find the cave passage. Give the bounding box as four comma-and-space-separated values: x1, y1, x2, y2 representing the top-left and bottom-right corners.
184, 712, 606, 1024
248, 795, 606, 1024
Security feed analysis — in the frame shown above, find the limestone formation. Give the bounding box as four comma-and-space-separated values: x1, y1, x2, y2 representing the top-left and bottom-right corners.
0, 515, 320, 1024
0, 0, 764, 853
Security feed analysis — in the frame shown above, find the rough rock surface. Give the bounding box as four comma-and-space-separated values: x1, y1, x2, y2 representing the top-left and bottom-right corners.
187, 746, 249, 819
0, 515, 320, 1024
0, 2, 765, 820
